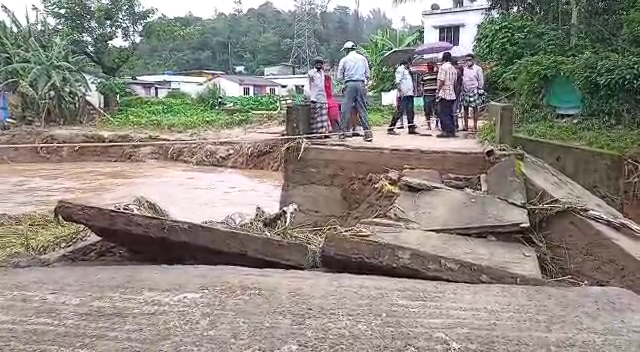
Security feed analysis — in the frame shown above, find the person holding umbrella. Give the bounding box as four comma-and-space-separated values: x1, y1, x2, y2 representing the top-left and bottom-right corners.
436, 51, 458, 138
337, 41, 373, 142
388, 59, 416, 135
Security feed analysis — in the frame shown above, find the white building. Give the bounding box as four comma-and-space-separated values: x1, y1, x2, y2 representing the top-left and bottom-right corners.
127, 75, 208, 98
212, 75, 281, 97
422, 0, 489, 54
264, 75, 308, 96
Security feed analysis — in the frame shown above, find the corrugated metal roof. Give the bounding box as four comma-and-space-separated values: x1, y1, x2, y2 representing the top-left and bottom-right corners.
218, 75, 281, 86
134, 75, 208, 84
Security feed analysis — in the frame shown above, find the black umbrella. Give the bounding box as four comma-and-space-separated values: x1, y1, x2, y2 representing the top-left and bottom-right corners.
380, 47, 416, 67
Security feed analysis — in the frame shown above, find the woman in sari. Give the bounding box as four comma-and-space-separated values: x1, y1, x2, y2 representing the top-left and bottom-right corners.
323, 62, 340, 132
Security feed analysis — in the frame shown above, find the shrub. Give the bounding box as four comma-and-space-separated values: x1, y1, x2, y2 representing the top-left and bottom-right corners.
164, 90, 192, 100
195, 84, 224, 109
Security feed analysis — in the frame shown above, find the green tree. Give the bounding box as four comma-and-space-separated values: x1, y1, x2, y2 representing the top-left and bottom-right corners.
42, 0, 156, 77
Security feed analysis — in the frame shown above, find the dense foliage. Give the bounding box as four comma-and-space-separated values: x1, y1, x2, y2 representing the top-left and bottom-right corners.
126, 3, 395, 75
107, 96, 254, 130
42, 0, 155, 78
1, 0, 407, 128
0, 6, 89, 126
476, 1, 640, 147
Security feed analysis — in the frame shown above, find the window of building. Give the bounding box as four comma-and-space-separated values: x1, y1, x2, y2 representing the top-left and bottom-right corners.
143, 86, 152, 96
439, 26, 460, 46
294, 85, 304, 94
243, 87, 251, 96
453, 0, 464, 8
269, 87, 276, 95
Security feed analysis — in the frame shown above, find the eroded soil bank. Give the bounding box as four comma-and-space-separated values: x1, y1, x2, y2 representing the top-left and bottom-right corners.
0, 128, 285, 171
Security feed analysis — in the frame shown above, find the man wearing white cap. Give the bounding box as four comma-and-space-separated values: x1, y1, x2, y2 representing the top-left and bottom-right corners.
337, 41, 373, 142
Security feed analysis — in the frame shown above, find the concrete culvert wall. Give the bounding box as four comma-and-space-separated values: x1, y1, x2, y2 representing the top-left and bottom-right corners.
280, 143, 490, 226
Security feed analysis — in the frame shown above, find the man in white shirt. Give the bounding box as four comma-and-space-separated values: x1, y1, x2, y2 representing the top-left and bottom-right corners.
461, 53, 485, 132
337, 41, 373, 142
388, 59, 416, 135
436, 51, 458, 138
307, 56, 329, 136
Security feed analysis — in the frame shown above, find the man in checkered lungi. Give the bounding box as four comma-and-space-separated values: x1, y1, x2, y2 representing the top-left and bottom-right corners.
461, 53, 485, 132
307, 56, 330, 137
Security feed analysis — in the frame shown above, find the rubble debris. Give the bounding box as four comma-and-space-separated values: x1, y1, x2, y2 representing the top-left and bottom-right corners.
402, 169, 442, 184
55, 201, 316, 269
523, 154, 640, 293
343, 172, 401, 226
442, 174, 481, 190
538, 211, 640, 294
321, 228, 545, 285
388, 189, 530, 235
399, 177, 453, 192
480, 174, 488, 192
486, 155, 526, 206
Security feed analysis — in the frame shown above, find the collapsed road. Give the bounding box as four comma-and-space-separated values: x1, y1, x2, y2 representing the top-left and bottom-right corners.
1, 127, 639, 350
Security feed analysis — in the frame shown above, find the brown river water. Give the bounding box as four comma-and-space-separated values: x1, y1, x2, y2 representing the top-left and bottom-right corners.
0, 162, 283, 222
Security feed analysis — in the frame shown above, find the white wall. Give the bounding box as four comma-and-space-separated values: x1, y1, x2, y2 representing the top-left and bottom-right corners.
213, 78, 242, 96
422, 0, 489, 53
83, 74, 103, 108
266, 75, 308, 95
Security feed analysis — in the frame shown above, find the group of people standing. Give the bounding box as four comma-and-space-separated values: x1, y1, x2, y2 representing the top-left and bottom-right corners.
307, 41, 374, 142
305, 42, 485, 142
389, 52, 485, 138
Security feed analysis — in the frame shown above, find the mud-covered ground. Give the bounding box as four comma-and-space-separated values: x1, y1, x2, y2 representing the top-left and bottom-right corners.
0, 127, 286, 171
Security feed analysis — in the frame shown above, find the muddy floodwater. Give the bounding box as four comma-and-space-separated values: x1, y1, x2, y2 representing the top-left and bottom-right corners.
0, 162, 282, 222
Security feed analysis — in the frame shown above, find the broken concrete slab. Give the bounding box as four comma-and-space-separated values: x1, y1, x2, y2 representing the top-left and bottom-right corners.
3, 266, 639, 351
399, 177, 453, 191
522, 154, 621, 217
402, 168, 442, 183
389, 189, 530, 234
54, 201, 315, 269
321, 229, 544, 285
442, 174, 481, 190
486, 155, 527, 206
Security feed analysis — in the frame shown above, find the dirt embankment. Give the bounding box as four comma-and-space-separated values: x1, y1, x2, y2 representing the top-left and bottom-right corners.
0, 129, 285, 171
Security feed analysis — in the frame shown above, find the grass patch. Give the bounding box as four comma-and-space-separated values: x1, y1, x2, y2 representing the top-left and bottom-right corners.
368, 106, 394, 127
0, 212, 84, 263
104, 97, 256, 131
516, 119, 640, 155
478, 114, 640, 155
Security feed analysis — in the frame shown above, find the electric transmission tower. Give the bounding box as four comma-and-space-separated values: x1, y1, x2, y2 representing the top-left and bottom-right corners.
289, 0, 330, 70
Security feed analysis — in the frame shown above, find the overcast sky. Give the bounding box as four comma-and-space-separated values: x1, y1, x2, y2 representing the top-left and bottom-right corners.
4, 0, 425, 28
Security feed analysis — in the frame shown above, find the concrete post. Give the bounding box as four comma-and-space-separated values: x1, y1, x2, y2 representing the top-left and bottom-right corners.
285, 104, 310, 136
489, 102, 514, 146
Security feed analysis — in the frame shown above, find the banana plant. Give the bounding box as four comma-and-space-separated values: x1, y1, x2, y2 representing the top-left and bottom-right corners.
0, 7, 89, 126
361, 28, 422, 92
